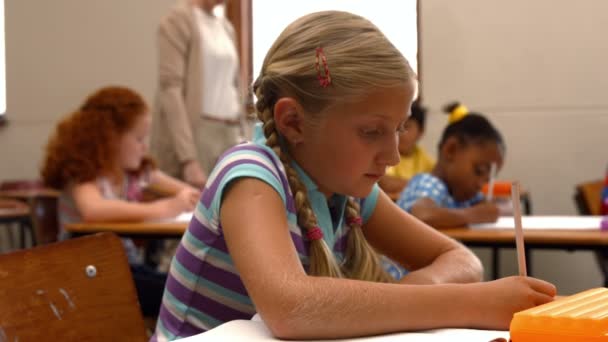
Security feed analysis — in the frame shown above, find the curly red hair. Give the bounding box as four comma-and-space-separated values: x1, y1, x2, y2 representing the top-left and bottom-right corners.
41, 86, 155, 189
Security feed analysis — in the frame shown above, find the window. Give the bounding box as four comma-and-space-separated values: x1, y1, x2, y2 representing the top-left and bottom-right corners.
0, 0, 5, 119
252, 1, 418, 80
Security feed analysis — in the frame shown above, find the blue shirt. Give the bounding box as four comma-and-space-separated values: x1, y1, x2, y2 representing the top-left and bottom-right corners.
397, 173, 484, 212
384, 173, 484, 280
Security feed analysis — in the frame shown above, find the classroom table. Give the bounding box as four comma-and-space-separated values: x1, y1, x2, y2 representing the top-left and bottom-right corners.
175, 318, 510, 342
65, 215, 607, 279
66, 219, 187, 239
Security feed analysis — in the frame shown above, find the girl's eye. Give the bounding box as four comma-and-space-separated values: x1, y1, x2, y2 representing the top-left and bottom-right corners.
474, 165, 488, 177
361, 128, 383, 137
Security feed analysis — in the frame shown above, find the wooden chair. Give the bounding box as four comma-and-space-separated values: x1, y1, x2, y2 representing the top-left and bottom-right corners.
0, 232, 147, 341
574, 179, 603, 215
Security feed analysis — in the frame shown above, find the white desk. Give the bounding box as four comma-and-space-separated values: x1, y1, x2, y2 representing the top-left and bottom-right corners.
176, 319, 510, 342
470, 215, 604, 230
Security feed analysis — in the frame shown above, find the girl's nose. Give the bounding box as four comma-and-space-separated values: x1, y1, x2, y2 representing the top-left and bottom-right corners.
378, 134, 401, 167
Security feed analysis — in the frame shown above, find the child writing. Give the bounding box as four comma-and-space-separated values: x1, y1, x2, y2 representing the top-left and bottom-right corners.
379, 100, 434, 198
40, 86, 200, 316
152, 11, 555, 341
41, 86, 199, 238
397, 102, 503, 228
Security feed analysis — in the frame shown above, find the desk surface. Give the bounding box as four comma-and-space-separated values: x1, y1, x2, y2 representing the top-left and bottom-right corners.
66, 220, 185, 236
442, 227, 608, 246
0, 189, 60, 199
65, 215, 608, 248
177, 319, 510, 342
0, 206, 30, 220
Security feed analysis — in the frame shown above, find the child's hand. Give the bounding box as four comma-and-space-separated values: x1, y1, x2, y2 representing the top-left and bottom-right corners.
465, 202, 500, 224
173, 188, 200, 212
159, 188, 200, 218
472, 276, 556, 330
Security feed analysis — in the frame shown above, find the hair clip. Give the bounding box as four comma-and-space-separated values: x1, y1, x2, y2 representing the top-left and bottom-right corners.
347, 217, 363, 227
315, 47, 331, 88
306, 226, 324, 241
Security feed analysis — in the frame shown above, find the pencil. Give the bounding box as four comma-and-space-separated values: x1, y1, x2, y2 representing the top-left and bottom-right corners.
487, 162, 497, 201
511, 181, 527, 277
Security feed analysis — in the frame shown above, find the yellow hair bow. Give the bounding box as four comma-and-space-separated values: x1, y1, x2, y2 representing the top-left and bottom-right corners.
448, 104, 469, 124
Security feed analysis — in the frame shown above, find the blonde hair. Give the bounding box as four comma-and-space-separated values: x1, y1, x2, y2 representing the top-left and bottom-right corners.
252, 11, 415, 282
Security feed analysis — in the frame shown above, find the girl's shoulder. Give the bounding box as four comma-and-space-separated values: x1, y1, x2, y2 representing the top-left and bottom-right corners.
202, 142, 291, 210
212, 142, 284, 177
407, 173, 447, 191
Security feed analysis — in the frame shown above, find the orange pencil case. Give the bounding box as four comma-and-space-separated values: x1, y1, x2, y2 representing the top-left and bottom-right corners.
510, 287, 608, 341
482, 181, 512, 196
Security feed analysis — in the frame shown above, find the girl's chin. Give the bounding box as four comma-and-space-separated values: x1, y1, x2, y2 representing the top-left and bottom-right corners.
345, 185, 375, 199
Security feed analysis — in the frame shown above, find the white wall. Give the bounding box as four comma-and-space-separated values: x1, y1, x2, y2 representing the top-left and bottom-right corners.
0, 0, 174, 177
420, 0, 608, 293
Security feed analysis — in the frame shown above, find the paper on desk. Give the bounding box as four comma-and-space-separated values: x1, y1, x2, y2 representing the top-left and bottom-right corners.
174, 211, 194, 223
470, 216, 603, 230
176, 319, 510, 342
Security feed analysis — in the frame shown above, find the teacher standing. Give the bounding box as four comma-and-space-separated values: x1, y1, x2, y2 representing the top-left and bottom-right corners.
151, 0, 246, 188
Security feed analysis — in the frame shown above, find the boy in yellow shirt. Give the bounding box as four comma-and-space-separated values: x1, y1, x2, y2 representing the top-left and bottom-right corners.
379, 100, 435, 198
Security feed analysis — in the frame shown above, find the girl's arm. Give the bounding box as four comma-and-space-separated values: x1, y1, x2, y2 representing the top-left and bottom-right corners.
410, 198, 499, 228
220, 178, 555, 339
363, 191, 482, 284
71, 181, 193, 222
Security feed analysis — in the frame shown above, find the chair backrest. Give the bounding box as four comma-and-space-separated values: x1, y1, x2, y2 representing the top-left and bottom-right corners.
574, 179, 604, 215
0, 233, 147, 341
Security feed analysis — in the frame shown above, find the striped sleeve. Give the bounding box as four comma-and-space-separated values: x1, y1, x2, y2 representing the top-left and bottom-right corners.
361, 184, 380, 224
201, 143, 290, 219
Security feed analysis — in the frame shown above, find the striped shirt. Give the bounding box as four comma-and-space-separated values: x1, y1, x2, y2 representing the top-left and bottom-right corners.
151, 126, 380, 341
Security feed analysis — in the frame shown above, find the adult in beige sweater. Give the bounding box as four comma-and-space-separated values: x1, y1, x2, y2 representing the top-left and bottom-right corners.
151, 0, 245, 188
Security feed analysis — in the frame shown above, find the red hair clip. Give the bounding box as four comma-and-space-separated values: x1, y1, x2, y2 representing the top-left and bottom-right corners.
347, 217, 363, 227
315, 47, 331, 88
306, 226, 324, 241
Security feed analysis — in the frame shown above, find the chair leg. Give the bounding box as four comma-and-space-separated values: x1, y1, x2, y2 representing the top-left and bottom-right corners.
26, 219, 37, 246
19, 222, 26, 249
492, 247, 500, 279
593, 250, 608, 287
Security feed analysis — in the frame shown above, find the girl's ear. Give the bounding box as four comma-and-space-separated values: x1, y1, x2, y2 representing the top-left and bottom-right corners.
273, 97, 305, 145
440, 136, 464, 162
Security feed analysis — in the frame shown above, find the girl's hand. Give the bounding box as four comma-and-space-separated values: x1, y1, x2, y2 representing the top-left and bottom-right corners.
471, 276, 556, 330
465, 202, 500, 224
173, 188, 200, 212
158, 188, 200, 218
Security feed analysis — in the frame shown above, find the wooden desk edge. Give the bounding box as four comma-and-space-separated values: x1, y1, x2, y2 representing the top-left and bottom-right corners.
65, 221, 187, 236
0, 189, 60, 198
442, 227, 608, 246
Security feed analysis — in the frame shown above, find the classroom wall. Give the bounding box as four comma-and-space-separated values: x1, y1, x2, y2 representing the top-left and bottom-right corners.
419, 0, 608, 293
0, 0, 173, 178
1, 1, 606, 294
